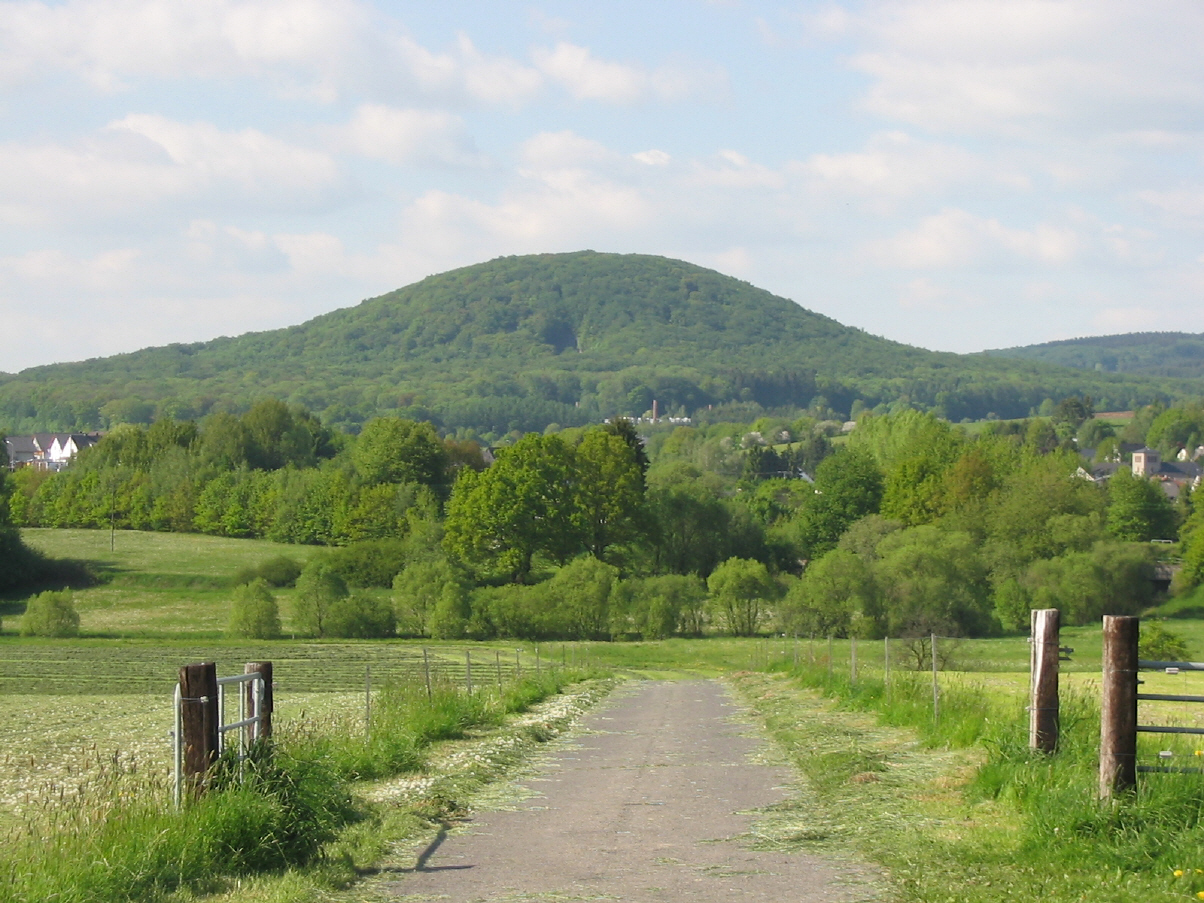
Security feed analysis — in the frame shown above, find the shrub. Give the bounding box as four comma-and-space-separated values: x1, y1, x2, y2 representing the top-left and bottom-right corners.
323, 539, 408, 587
20, 590, 80, 637
228, 578, 282, 639
233, 555, 302, 588
1139, 619, 1190, 662
293, 561, 349, 637
325, 592, 396, 638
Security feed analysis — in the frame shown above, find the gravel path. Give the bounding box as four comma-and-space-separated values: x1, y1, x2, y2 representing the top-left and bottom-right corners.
386, 679, 877, 902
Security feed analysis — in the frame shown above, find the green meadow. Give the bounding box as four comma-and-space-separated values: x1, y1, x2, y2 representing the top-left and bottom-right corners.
4, 527, 1204, 903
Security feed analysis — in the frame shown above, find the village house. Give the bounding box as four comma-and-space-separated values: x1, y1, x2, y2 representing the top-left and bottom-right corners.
4, 432, 102, 471
1077, 446, 1203, 501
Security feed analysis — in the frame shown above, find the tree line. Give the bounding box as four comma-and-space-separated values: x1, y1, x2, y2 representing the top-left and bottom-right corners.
5, 396, 1204, 641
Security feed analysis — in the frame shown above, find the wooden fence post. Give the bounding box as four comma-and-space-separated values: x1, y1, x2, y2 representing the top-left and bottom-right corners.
931, 634, 939, 724
1029, 610, 1060, 752
884, 637, 890, 701
465, 650, 473, 694
422, 647, 432, 700
244, 661, 273, 744
179, 662, 218, 795
1100, 615, 1140, 799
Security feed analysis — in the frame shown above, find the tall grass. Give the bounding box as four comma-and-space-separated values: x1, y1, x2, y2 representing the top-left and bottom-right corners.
774, 654, 1204, 897
0, 667, 597, 903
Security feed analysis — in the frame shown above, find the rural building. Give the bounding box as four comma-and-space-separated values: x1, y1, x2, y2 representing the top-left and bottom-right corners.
1076, 445, 1203, 500
4, 432, 102, 470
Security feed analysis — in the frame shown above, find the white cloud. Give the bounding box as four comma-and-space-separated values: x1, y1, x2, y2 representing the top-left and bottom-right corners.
633, 149, 671, 166
799, 131, 991, 200
1136, 187, 1204, 221
0, 246, 141, 290
824, 0, 1204, 138
533, 41, 723, 104
0, 0, 544, 105
339, 104, 485, 167
520, 131, 617, 169
0, 115, 344, 224
873, 208, 1080, 268
898, 276, 981, 311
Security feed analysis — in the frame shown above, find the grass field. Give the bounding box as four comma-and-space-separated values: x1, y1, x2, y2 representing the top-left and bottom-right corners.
6, 526, 1204, 902
13, 529, 325, 635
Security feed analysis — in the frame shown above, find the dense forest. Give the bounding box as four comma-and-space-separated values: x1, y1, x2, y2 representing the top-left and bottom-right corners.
988, 331, 1204, 380
2, 252, 1201, 438
6, 395, 1204, 641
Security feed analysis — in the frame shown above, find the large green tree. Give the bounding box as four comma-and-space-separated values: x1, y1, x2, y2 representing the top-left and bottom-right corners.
1106, 468, 1176, 542
353, 417, 449, 488
573, 429, 649, 561
707, 557, 776, 636
444, 434, 581, 582
793, 448, 884, 556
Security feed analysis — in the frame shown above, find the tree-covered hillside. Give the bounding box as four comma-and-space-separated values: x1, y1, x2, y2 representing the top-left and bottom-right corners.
2, 252, 1198, 435
986, 332, 1204, 380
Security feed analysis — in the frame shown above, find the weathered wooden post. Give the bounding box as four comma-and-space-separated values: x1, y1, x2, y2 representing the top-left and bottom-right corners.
1100, 615, 1140, 799
931, 634, 939, 724
495, 649, 502, 687
827, 636, 833, 679
179, 662, 219, 795
244, 661, 273, 744
1029, 609, 1060, 752
465, 650, 473, 694
851, 636, 857, 686
365, 664, 372, 737
515, 648, 522, 678
422, 647, 432, 700
884, 637, 891, 701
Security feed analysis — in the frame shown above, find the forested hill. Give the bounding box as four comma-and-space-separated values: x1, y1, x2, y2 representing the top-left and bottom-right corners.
1, 252, 1197, 435
985, 332, 1204, 380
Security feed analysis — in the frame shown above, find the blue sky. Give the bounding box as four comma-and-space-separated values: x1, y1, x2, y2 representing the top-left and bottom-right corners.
2, 0, 1204, 372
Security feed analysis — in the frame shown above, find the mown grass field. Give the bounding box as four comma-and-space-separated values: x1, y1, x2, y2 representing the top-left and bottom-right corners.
5, 526, 1204, 902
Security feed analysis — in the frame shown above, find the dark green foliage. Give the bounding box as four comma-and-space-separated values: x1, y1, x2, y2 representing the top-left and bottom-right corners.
707, 557, 776, 636
989, 330, 1204, 379
874, 526, 995, 637
393, 558, 467, 636
323, 539, 410, 587
792, 448, 884, 556
781, 549, 879, 638
324, 592, 396, 638
352, 417, 449, 487
227, 578, 282, 639
20, 589, 80, 637
233, 555, 302, 588
444, 431, 648, 581
1106, 468, 1176, 541
610, 574, 707, 638
1138, 619, 1190, 661
1, 253, 1192, 437
1022, 541, 1154, 625
293, 561, 349, 637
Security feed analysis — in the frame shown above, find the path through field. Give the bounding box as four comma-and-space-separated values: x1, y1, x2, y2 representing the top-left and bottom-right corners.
385, 679, 878, 902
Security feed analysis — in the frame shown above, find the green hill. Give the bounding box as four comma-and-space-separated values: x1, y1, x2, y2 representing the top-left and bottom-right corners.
1, 252, 1197, 435
985, 332, 1204, 381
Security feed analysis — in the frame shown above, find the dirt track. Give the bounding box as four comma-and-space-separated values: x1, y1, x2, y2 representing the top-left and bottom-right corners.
387, 679, 878, 902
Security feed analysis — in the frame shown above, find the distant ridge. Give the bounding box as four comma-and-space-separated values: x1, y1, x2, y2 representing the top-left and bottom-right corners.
0, 252, 1197, 436
986, 332, 1204, 380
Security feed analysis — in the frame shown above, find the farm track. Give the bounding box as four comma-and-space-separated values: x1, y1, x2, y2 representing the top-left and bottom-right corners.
376, 679, 880, 903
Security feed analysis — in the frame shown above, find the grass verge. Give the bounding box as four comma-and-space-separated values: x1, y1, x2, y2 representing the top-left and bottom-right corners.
738, 660, 1204, 902
0, 668, 612, 903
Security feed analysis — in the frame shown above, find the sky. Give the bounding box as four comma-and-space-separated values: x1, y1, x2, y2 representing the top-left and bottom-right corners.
2, 0, 1204, 373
